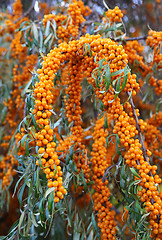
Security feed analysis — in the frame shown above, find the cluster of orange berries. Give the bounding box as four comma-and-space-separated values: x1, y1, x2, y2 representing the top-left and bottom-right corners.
36, 140, 67, 203
3, 54, 37, 132
148, 75, 162, 96
73, 34, 162, 238
33, 32, 162, 238
144, 114, 162, 168
0, 0, 38, 190
33, 49, 67, 203
110, 104, 162, 238
101, 91, 162, 238
56, 132, 90, 180
31, 34, 128, 205
43, 0, 91, 44
0, 47, 6, 56
39, 2, 51, 15
124, 30, 161, 99
11, 31, 27, 61
91, 115, 116, 240
146, 30, 162, 71
0, 156, 12, 188
1, 0, 160, 237
106, 6, 123, 23
12, 0, 22, 16
56, 61, 90, 179
71, 35, 139, 98
147, 112, 162, 127
146, 30, 162, 48
4, 0, 28, 35
149, 77, 162, 96
124, 40, 146, 69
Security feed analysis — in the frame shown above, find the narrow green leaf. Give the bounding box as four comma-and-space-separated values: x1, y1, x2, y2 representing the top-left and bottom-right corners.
54, 164, 57, 177
121, 165, 126, 180
105, 64, 111, 91
51, 19, 57, 39
98, 59, 107, 71
48, 192, 54, 213
87, 43, 92, 57
25, 139, 29, 156
18, 211, 25, 232
85, 43, 87, 56
144, 73, 151, 83
120, 66, 129, 91
39, 197, 44, 213
91, 213, 101, 240
128, 180, 141, 194
80, 169, 87, 191
21, 134, 28, 147
116, 134, 121, 145
39, 29, 43, 50
45, 20, 51, 37
6, 219, 19, 237
45, 187, 55, 198
30, 212, 38, 227
115, 74, 122, 93
111, 68, 124, 77
36, 168, 39, 193
103, 0, 109, 9
106, 137, 109, 146
32, 23, 38, 41
30, 113, 39, 129
104, 114, 108, 129
44, 33, 52, 45
18, 181, 26, 206
94, 55, 97, 63
130, 168, 140, 178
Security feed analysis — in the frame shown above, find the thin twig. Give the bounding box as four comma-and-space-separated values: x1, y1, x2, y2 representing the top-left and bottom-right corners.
111, 36, 148, 42
14, 0, 35, 23
81, 19, 148, 42
127, 92, 150, 165
81, 20, 94, 27
102, 165, 115, 183
127, 92, 156, 206
124, 36, 148, 41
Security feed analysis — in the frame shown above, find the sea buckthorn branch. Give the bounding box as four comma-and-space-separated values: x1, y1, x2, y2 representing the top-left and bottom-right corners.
144, 116, 162, 180
63, 61, 90, 179
79, 34, 162, 238
120, 36, 148, 42
127, 92, 152, 166
34, 50, 68, 203
102, 164, 115, 183
91, 114, 116, 240
55, 60, 91, 184
109, 96, 162, 238
32, 35, 130, 238
122, 31, 161, 108
1, 1, 161, 238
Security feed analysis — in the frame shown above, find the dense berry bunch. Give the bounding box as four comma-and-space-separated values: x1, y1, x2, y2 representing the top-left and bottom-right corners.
1, 1, 162, 239
0, 0, 37, 189
146, 30, 162, 47
106, 6, 123, 23
43, 0, 91, 43
33, 63, 67, 202
33, 31, 162, 238
91, 115, 116, 240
